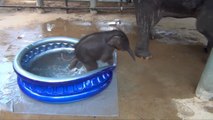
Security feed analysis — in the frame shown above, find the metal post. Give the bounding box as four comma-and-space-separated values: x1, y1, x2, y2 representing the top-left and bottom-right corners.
90, 0, 97, 14
196, 49, 213, 100
36, 0, 44, 13
0, 0, 3, 11
65, 0, 68, 13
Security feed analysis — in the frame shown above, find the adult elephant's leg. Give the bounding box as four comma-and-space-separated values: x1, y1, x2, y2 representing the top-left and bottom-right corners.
150, 15, 162, 40
133, 0, 160, 59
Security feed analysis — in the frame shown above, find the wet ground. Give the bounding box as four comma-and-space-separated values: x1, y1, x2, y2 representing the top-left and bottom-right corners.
0, 9, 213, 119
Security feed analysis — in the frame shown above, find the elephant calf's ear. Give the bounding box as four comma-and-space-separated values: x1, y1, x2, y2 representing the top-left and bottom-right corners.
107, 36, 121, 47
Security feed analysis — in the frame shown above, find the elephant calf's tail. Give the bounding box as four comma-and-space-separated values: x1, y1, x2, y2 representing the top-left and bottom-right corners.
69, 56, 79, 69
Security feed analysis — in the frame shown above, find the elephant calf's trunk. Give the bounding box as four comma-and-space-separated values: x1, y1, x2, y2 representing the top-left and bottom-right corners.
127, 48, 136, 61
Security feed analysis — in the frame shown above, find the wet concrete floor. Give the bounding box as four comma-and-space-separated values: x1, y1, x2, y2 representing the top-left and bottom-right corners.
0, 11, 212, 119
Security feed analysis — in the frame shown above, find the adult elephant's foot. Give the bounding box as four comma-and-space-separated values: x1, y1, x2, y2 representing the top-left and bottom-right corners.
135, 50, 152, 60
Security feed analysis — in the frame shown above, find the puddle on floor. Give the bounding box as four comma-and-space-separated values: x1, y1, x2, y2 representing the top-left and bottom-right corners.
0, 62, 20, 111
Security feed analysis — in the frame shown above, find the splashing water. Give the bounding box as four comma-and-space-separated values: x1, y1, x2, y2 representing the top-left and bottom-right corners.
27, 50, 109, 79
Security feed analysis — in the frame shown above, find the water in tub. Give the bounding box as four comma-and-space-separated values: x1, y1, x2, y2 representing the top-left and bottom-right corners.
27, 50, 110, 78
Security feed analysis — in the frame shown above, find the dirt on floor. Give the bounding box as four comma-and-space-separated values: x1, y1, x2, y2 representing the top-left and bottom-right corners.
0, 6, 213, 120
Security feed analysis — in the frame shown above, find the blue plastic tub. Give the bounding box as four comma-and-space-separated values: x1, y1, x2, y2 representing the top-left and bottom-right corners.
13, 37, 116, 103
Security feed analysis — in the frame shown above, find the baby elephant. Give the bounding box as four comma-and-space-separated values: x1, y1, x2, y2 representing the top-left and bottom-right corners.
69, 30, 135, 71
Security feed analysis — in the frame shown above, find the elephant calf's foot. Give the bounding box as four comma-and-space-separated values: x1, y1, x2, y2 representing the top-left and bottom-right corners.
135, 50, 152, 60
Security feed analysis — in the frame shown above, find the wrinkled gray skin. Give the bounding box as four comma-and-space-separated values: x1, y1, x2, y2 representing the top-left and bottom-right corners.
69, 30, 135, 71
133, 0, 213, 59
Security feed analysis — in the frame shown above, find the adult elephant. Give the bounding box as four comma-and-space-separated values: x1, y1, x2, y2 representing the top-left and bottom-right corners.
133, 0, 213, 59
